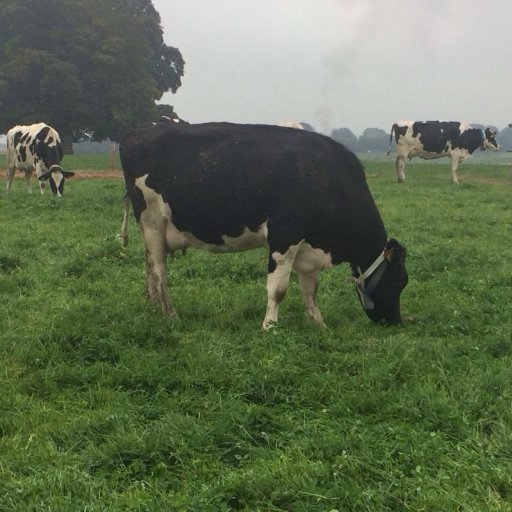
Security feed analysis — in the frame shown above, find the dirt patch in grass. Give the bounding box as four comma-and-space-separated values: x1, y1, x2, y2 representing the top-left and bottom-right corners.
2, 169, 511, 184
70, 170, 124, 179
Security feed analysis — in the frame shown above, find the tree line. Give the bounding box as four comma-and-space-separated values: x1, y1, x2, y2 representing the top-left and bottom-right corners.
330, 125, 512, 153
2, 0, 510, 156
0, 0, 184, 153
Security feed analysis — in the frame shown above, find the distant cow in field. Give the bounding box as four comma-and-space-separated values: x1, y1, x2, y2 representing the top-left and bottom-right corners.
6, 123, 75, 196
388, 121, 499, 183
120, 122, 408, 329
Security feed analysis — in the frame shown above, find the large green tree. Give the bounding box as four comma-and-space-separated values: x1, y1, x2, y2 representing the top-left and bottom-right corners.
330, 127, 360, 152
0, 0, 184, 152
358, 127, 389, 153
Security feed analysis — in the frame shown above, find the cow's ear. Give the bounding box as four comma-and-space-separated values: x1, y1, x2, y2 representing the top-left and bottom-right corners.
62, 170, 75, 178
384, 238, 406, 264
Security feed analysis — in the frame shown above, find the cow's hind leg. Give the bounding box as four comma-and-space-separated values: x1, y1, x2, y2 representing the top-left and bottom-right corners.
450, 157, 460, 184
396, 156, 406, 183
139, 211, 177, 317
5, 164, 15, 194
120, 190, 130, 247
262, 241, 302, 330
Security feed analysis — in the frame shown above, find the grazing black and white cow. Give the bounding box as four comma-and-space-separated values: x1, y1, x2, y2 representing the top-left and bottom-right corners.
388, 121, 499, 183
120, 122, 408, 329
6, 123, 75, 196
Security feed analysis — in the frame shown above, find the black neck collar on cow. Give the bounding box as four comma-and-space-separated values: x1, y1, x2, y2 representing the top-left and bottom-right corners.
353, 248, 388, 311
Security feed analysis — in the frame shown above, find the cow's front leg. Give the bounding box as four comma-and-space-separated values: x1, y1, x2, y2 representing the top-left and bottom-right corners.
299, 272, 326, 327
262, 243, 301, 330
37, 179, 46, 194
35, 165, 46, 194
292, 243, 331, 327
145, 246, 158, 300
24, 171, 35, 194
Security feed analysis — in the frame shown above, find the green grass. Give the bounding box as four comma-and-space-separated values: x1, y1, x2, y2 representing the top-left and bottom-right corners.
64, 153, 122, 172
1, 160, 512, 511
0, 153, 121, 172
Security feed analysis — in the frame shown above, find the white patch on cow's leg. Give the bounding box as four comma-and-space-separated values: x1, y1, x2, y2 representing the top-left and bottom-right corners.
139, 211, 177, 318
299, 272, 325, 327
144, 246, 158, 300
135, 175, 178, 317
262, 242, 302, 330
450, 157, 460, 184
396, 156, 406, 183
292, 242, 332, 327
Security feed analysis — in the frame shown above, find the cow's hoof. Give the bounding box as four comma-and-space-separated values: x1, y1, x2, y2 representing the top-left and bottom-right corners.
261, 319, 278, 331
306, 313, 326, 328
163, 307, 179, 319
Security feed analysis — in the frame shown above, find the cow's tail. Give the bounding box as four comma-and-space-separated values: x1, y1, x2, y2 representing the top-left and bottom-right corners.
387, 123, 397, 157
120, 187, 130, 248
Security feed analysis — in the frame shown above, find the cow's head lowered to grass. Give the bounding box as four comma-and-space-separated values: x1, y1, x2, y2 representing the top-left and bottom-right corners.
354, 239, 408, 326
6, 123, 75, 196
38, 165, 75, 197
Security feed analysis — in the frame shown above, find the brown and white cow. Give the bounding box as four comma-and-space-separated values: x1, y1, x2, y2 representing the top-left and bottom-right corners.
6, 123, 74, 196
388, 121, 499, 183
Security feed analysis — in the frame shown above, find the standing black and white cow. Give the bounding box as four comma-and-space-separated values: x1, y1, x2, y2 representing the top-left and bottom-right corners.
388, 121, 499, 183
120, 122, 408, 329
6, 123, 75, 196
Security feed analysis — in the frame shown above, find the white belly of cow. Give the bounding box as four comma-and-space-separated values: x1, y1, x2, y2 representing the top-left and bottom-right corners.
135, 175, 269, 254
409, 147, 471, 163
405, 145, 470, 163
408, 148, 448, 160
176, 224, 269, 253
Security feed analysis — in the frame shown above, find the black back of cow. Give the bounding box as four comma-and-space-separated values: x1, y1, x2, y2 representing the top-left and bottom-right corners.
412, 121, 482, 154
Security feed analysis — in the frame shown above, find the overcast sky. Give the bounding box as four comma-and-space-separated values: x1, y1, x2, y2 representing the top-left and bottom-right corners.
153, 0, 511, 135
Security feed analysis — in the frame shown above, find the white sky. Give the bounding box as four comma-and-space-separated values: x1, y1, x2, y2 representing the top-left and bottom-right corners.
153, 0, 511, 135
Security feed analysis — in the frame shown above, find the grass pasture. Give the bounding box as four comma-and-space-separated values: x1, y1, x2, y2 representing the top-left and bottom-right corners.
0, 153, 122, 174
1, 159, 512, 511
